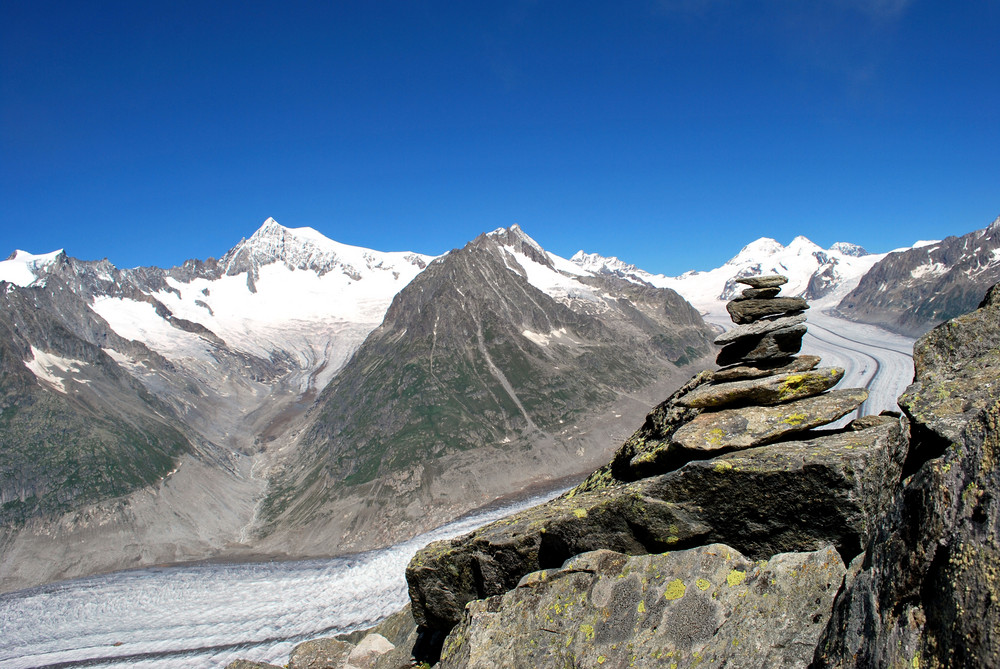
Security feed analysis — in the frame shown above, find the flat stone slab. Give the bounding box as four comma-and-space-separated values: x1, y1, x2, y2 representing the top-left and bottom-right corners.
671, 388, 869, 452
713, 355, 820, 382
727, 297, 808, 324
437, 544, 845, 669
716, 324, 807, 366
741, 286, 782, 299
715, 313, 808, 345
678, 367, 844, 409
736, 275, 788, 288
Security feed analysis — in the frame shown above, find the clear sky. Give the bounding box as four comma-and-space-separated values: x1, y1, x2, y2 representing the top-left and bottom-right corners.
2, 1, 997, 275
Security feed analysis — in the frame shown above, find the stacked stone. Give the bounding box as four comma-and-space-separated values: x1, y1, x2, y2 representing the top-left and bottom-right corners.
716, 274, 809, 367
666, 273, 868, 454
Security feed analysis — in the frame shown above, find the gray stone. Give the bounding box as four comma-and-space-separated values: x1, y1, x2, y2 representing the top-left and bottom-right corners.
437, 544, 845, 669
741, 286, 782, 298
714, 313, 808, 345
225, 662, 282, 669
288, 637, 355, 669
736, 274, 789, 288
713, 354, 821, 382
670, 388, 868, 452
715, 324, 807, 366
727, 297, 809, 324
677, 367, 844, 409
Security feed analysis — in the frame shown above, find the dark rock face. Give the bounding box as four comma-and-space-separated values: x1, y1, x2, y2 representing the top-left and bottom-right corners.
438, 545, 845, 669
813, 283, 1000, 668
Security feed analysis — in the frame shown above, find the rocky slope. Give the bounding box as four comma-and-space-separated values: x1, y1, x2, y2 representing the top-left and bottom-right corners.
837, 214, 1000, 337
367, 278, 1000, 668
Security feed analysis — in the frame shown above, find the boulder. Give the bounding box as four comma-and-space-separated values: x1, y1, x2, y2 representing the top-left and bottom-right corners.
712, 354, 820, 382
714, 312, 808, 345
344, 633, 394, 669
737, 275, 789, 288
288, 638, 355, 669
677, 367, 844, 409
438, 544, 844, 669
727, 297, 808, 324
813, 284, 1000, 668
670, 388, 868, 452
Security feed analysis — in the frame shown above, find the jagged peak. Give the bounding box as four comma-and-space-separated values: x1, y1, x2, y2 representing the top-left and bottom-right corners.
484, 224, 552, 268
787, 235, 823, 254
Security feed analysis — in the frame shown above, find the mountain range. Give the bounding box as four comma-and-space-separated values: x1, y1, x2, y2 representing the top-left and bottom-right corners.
2, 214, 998, 592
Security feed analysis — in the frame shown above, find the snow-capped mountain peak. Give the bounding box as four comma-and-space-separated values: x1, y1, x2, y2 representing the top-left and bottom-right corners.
221, 218, 432, 283
725, 237, 786, 266
0, 249, 64, 287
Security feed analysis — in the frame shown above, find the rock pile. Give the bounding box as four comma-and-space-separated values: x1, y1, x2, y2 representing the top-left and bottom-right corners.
717, 274, 808, 366
670, 274, 867, 454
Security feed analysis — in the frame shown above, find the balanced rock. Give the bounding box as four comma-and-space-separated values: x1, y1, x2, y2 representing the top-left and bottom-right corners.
737, 275, 789, 289
715, 313, 807, 346
670, 388, 868, 452
677, 367, 844, 409
715, 323, 807, 367
437, 545, 845, 669
741, 286, 782, 299
727, 297, 809, 325
712, 354, 820, 382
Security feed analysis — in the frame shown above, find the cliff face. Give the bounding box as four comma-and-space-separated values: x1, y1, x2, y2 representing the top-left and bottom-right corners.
401, 282, 1000, 668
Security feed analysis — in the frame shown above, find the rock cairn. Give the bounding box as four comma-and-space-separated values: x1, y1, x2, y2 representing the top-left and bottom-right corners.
669, 273, 867, 453
717, 274, 808, 367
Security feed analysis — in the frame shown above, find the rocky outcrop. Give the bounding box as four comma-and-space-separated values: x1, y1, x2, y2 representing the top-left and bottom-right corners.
404, 275, 887, 665
813, 283, 1000, 668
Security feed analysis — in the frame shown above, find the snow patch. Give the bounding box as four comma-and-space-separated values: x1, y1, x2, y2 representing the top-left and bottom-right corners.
23, 346, 90, 394
910, 262, 948, 279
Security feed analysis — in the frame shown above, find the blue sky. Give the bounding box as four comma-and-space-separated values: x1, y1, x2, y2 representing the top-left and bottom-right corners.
2, 1, 997, 275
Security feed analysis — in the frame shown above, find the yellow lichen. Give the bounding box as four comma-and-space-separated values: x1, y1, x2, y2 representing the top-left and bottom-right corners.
727, 569, 747, 587
707, 428, 726, 445
573, 508, 588, 519
638, 600, 646, 614
713, 460, 733, 472
783, 413, 807, 426
664, 579, 687, 600
696, 578, 711, 591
